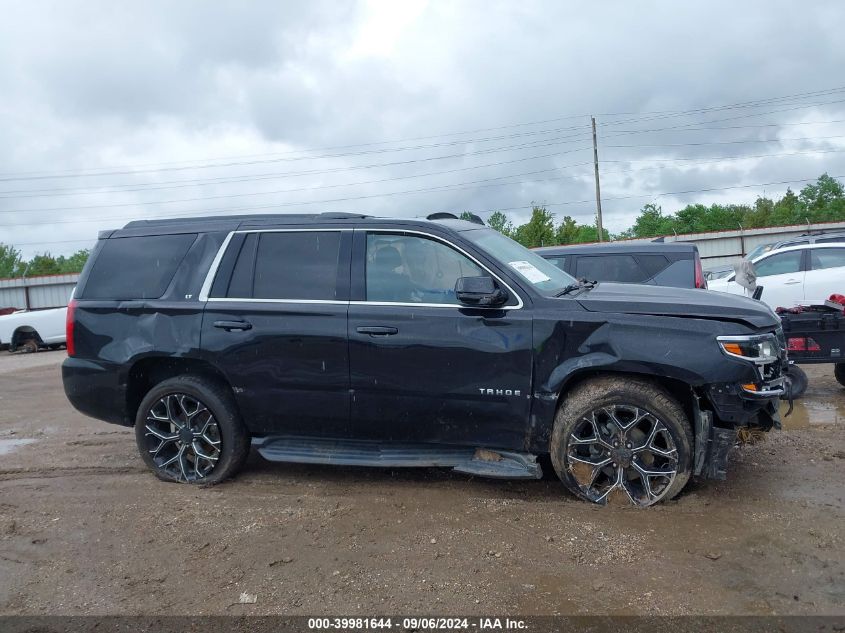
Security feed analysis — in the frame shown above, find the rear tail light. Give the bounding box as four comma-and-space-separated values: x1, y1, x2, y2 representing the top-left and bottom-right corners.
694, 252, 707, 289
787, 337, 821, 352
66, 299, 76, 357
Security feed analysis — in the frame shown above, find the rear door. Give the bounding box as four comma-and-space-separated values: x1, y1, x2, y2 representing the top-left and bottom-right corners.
751, 249, 806, 308
805, 247, 845, 304
347, 228, 533, 449
200, 229, 352, 437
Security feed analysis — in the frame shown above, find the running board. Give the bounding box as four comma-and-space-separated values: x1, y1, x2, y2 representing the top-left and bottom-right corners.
252, 436, 542, 480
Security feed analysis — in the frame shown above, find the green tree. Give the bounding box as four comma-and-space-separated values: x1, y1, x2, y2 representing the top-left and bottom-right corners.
56, 249, 90, 273
770, 188, 804, 225
630, 203, 675, 238
513, 205, 555, 247
555, 215, 579, 244
0, 243, 21, 278
486, 211, 514, 236
21, 253, 61, 276
458, 211, 474, 221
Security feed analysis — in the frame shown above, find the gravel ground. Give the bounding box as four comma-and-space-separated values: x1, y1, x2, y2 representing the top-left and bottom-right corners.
0, 350, 843, 615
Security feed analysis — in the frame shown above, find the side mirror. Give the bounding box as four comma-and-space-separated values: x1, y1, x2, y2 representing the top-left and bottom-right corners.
455, 276, 508, 307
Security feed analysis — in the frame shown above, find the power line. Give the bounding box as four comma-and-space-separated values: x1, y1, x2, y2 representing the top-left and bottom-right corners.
3, 85, 845, 182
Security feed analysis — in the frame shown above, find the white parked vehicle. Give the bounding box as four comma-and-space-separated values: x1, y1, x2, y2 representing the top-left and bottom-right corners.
0, 306, 67, 353
708, 243, 845, 309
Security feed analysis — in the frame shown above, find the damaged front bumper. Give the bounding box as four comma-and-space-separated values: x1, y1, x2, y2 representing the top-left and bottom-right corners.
693, 383, 783, 480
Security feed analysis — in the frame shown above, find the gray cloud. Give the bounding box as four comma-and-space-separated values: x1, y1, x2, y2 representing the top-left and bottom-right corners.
2, 0, 845, 256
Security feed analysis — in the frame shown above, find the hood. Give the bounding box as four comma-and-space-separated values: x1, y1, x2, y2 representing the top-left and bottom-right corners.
575, 282, 779, 330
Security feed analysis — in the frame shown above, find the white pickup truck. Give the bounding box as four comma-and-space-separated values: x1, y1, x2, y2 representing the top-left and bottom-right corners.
0, 306, 67, 353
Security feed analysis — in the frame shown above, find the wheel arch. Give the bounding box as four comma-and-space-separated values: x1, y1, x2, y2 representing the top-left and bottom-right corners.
11, 326, 41, 347
125, 356, 238, 426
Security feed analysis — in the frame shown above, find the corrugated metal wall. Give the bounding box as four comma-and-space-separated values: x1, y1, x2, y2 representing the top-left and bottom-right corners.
618, 220, 845, 269
0, 274, 78, 310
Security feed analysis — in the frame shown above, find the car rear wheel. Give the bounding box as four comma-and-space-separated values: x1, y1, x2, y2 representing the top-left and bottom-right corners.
17, 339, 38, 354
550, 376, 693, 507
834, 363, 845, 388
134, 376, 249, 484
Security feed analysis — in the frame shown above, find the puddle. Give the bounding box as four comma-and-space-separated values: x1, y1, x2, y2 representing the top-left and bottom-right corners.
0, 438, 36, 455
781, 399, 845, 429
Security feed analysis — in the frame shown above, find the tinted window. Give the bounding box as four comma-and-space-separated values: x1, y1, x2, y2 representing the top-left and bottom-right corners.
251, 231, 341, 300
546, 256, 567, 271
652, 259, 694, 288
366, 233, 483, 304
636, 254, 672, 280
809, 247, 845, 270
83, 233, 197, 300
226, 233, 258, 298
754, 251, 802, 277
815, 236, 845, 244
575, 254, 645, 283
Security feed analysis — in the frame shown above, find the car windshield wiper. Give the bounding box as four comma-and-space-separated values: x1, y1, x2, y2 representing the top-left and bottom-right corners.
554, 279, 597, 297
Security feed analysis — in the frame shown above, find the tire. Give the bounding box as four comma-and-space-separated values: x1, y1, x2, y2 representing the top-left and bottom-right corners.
17, 339, 38, 354
550, 375, 693, 507
835, 363, 845, 388
134, 375, 250, 484
783, 365, 808, 400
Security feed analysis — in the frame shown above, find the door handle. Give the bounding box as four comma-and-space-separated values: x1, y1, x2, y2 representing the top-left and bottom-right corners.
213, 320, 252, 331
784, 279, 801, 285
356, 326, 398, 336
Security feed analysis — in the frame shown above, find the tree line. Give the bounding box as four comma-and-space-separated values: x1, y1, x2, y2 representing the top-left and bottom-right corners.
468, 172, 845, 248
2, 172, 843, 276
0, 244, 89, 279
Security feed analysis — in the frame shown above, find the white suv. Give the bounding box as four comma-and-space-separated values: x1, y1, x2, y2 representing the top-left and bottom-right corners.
708, 243, 845, 309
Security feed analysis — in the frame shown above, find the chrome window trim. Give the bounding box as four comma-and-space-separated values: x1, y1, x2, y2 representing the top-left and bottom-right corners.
198, 226, 525, 310
359, 228, 524, 310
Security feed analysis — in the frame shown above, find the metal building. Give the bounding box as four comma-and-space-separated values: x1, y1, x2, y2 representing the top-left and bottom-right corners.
0, 274, 78, 310
618, 220, 845, 268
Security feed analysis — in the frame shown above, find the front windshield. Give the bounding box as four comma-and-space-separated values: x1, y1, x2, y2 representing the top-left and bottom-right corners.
745, 243, 774, 260
463, 228, 576, 295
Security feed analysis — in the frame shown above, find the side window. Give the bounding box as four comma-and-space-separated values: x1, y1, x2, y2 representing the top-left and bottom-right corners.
226, 231, 342, 300
366, 233, 484, 304
754, 251, 803, 277
816, 236, 845, 244
809, 248, 845, 270
546, 256, 567, 271
82, 233, 197, 300
575, 254, 645, 283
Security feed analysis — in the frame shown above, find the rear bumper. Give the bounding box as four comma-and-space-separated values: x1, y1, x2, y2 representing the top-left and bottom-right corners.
62, 357, 129, 426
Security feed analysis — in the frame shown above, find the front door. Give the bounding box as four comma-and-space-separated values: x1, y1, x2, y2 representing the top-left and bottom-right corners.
347, 229, 533, 450
200, 229, 352, 437
750, 249, 806, 309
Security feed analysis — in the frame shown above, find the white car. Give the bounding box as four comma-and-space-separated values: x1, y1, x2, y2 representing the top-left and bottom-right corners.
0, 306, 67, 353
708, 243, 845, 309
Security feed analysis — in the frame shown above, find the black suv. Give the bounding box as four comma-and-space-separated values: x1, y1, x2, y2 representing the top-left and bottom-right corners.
63, 213, 786, 506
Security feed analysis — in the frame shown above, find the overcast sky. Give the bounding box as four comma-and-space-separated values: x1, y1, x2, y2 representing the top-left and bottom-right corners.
2, 0, 845, 256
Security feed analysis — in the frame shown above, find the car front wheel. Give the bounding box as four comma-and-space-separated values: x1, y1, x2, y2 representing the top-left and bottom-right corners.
134, 375, 249, 484
550, 376, 693, 506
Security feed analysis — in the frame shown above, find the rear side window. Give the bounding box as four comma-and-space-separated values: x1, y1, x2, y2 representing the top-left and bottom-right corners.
815, 236, 845, 244
574, 254, 645, 283
809, 247, 845, 270
228, 231, 342, 300
82, 234, 197, 300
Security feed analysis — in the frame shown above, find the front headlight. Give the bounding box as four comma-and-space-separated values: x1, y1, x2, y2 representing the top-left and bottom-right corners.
717, 334, 779, 364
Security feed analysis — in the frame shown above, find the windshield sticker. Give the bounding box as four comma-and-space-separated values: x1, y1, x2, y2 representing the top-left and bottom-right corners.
507, 260, 551, 283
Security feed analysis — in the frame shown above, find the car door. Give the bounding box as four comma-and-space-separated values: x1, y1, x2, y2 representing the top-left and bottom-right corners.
200, 228, 352, 437
804, 247, 845, 304
751, 249, 806, 308
347, 228, 533, 450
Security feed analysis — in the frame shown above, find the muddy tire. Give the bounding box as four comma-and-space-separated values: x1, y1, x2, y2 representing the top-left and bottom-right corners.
783, 364, 809, 399
134, 375, 250, 485
17, 339, 38, 354
835, 363, 845, 388
550, 375, 693, 506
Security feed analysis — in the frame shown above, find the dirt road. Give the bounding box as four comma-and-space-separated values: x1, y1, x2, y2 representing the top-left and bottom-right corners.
0, 351, 843, 615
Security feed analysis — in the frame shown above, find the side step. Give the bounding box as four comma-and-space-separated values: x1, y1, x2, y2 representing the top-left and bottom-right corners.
252, 436, 542, 480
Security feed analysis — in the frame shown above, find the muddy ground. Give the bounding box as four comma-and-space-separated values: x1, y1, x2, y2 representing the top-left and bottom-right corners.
0, 351, 842, 616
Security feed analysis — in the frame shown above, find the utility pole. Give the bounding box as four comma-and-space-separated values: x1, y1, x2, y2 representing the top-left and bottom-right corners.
591, 116, 604, 242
